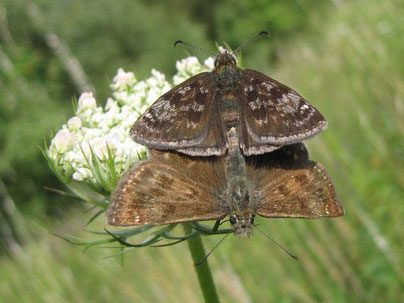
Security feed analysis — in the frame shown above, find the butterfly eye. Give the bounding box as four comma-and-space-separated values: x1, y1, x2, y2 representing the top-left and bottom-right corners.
230, 215, 238, 225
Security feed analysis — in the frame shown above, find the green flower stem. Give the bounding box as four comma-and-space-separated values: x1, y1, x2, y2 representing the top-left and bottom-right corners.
183, 223, 220, 303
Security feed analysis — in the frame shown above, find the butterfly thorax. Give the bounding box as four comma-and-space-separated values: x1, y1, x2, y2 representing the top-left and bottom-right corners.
214, 52, 242, 92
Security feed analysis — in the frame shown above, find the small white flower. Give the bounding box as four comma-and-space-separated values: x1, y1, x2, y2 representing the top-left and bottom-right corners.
91, 112, 105, 125
112, 68, 136, 90
145, 89, 161, 104
172, 55, 214, 85
175, 57, 197, 76
65, 150, 84, 164
67, 117, 82, 131
81, 127, 103, 139
74, 167, 92, 181
52, 129, 76, 153
105, 128, 124, 147
146, 76, 158, 88
77, 92, 96, 110
90, 137, 109, 159
72, 172, 85, 181
132, 80, 148, 92
113, 90, 131, 106
105, 98, 118, 111
175, 59, 186, 74
204, 57, 215, 70
150, 69, 166, 84
218, 46, 227, 54
183, 56, 199, 68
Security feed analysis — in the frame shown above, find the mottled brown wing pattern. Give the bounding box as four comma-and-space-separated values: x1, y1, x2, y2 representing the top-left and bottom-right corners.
148, 150, 227, 184
130, 73, 227, 155
241, 69, 327, 155
248, 144, 344, 218
107, 151, 228, 226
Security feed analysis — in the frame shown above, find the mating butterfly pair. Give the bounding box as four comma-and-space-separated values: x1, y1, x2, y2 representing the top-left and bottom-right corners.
107, 32, 344, 238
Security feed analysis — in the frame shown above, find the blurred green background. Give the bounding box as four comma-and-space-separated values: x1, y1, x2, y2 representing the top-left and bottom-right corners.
1, 0, 403, 302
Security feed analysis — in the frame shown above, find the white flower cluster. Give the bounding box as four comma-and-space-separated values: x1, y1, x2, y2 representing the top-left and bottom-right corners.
47, 56, 214, 189
173, 56, 214, 85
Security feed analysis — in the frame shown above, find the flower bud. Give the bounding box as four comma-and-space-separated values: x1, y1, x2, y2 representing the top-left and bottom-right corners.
67, 116, 82, 131
78, 92, 96, 111
52, 129, 76, 153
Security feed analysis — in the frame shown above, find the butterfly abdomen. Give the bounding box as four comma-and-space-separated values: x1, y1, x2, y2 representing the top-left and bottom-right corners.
220, 96, 241, 129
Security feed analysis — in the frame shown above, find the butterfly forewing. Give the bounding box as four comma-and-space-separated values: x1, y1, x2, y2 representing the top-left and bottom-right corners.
130, 49, 327, 156
130, 73, 227, 155
107, 151, 228, 226
241, 70, 327, 155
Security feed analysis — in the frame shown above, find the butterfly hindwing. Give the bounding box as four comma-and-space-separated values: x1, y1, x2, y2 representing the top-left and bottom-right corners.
248, 144, 344, 218
107, 151, 228, 226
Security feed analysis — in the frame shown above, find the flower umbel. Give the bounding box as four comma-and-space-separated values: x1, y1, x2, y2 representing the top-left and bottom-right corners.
46, 57, 213, 191
47, 56, 216, 193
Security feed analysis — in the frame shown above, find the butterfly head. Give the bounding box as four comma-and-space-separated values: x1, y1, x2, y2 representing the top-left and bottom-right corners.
230, 213, 255, 238
214, 50, 237, 69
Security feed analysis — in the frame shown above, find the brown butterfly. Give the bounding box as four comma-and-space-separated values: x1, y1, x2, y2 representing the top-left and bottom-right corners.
107, 142, 344, 237
130, 31, 327, 156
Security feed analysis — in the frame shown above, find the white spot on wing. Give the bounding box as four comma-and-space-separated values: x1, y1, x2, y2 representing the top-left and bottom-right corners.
191, 101, 204, 112
178, 86, 192, 95
261, 82, 273, 91
249, 100, 258, 110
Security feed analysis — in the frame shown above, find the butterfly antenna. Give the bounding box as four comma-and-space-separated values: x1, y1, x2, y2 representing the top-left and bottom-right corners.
194, 233, 230, 266
254, 225, 298, 260
232, 30, 270, 56
174, 40, 211, 56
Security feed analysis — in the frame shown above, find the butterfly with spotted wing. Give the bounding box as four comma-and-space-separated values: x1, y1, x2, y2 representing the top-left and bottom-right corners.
131, 31, 327, 156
